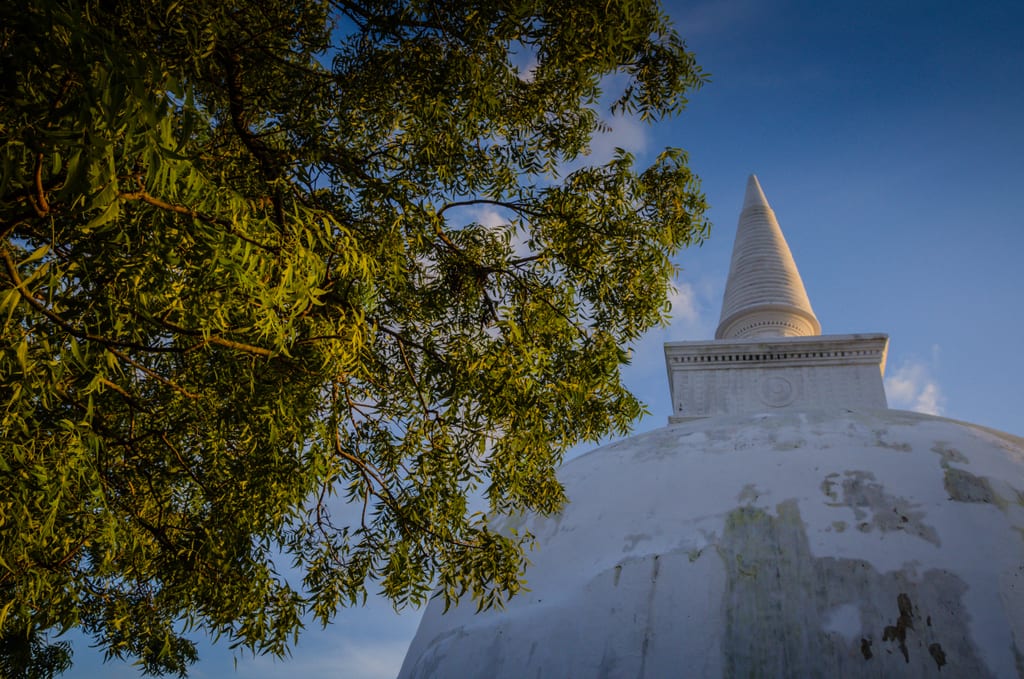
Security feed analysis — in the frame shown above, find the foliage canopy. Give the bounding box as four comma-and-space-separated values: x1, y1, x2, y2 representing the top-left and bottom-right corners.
0, 0, 708, 674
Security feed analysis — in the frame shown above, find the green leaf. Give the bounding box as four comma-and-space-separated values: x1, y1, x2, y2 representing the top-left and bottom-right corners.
0, 0, 708, 674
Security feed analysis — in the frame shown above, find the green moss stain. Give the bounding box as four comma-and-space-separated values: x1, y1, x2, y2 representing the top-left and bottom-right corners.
719, 500, 994, 678
940, 466, 1024, 512
944, 468, 997, 504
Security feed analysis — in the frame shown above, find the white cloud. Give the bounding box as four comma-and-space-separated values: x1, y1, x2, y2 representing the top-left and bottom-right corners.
460, 205, 533, 258
669, 0, 763, 38
472, 207, 507, 229
509, 41, 538, 82
913, 382, 943, 416
884, 357, 945, 416
69, 616, 421, 679
584, 114, 650, 165
661, 277, 719, 340
666, 281, 700, 326
228, 638, 410, 679
517, 54, 538, 82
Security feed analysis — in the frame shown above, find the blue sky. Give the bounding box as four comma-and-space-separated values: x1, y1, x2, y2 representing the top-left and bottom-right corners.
67, 1, 1024, 676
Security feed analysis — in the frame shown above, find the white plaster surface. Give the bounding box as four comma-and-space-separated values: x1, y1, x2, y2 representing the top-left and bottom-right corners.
716, 175, 820, 339
823, 602, 863, 643
665, 334, 889, 419
399, 409, 1024, 679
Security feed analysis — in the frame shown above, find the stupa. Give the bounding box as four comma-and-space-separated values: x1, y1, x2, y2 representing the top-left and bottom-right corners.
399, 176, 1024, 678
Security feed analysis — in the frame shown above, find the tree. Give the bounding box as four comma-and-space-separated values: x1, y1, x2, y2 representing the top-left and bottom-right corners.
0, 0, 708, 674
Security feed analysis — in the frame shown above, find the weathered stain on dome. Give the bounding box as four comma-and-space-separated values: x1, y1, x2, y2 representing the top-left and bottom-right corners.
872, 429, 913, 451
945, 468, 997, 504
821, 470, 940, 545
719, 499, 992, 677
931, 441, 969, 466
622, 533, 652, 552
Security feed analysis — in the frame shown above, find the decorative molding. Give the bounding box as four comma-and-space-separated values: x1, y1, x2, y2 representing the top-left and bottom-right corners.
759, 375, 796, 407
716, 305, 821, 340
664, 334, 889, 421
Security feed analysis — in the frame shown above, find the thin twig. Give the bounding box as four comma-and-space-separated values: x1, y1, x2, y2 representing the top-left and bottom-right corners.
395, 335, 432, 417
108, 347, 201, 399
160, 432, 211, 497
32, 153, 49, 216
98, 377, 144, 409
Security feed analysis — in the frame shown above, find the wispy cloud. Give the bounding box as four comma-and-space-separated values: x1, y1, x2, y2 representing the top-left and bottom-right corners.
230, 638, 410, 679
508, 40, 538, 82
470, 207, 507, 229
73, 617, 420, 679
885, 351, 944, 415
669, 0, 763, 38
665, 281, 701, 327
516, 54, 538, 82
459, 205, 533, 259
584, 114, 650, 165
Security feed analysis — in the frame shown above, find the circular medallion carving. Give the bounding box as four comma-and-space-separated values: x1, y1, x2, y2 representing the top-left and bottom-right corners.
760, 375, 795, 407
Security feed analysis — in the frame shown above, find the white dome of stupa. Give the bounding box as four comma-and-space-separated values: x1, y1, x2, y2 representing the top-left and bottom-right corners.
398, 177, 1024, 679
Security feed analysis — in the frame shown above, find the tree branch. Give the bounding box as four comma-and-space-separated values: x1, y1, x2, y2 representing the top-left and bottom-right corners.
108, 347, 200, 399
218, 49, 287, 228
118, 187, 278, 253
154, 317, 277, 357
436, 198, 540, 219
3, 248, 277, 358
1, 248, 184, 354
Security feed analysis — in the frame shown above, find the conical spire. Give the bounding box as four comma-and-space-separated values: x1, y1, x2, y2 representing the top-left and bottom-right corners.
715, 175, 820, 339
